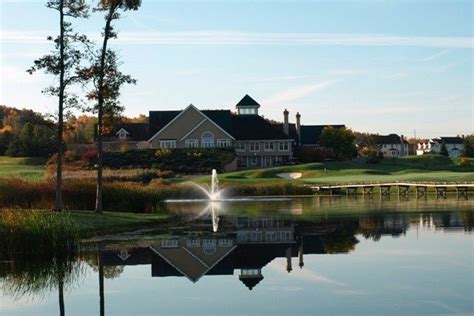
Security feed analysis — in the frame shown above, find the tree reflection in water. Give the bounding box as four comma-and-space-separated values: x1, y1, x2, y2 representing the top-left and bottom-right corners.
0, 208, 472, 314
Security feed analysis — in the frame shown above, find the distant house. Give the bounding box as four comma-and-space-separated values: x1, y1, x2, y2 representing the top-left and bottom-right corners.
102, 123, 149, 151
374, 134, 409, 157
417, 137, 464, 157
101, 94, 343, 168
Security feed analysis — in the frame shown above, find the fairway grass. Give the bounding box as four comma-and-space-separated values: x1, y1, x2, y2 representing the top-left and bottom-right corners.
202, 156, 474, 185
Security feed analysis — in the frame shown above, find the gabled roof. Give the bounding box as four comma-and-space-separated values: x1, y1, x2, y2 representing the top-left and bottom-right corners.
148, 105, 235, 142
236, 94, 260, 108
201, 110, 234, 135
149, 110, 180, 138
374, 134, 406, 144
435, 137, 464, 144
103, 123, 149, 141
232, 114, 292, 140
300, 125, 345, 145
115, 128, 130, 135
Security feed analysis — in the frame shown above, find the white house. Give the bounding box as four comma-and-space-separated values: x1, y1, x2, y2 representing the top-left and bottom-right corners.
374, 134, 409, 157
417, 137, 464, 157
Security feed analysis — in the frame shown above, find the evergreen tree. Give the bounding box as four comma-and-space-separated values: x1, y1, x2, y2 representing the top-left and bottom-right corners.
439, 142, 449, 157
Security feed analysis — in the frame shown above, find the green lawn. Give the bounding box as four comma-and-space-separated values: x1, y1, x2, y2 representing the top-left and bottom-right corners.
200, 156, 474, 185
1, 154, 473, 185
0, 156, 46, 180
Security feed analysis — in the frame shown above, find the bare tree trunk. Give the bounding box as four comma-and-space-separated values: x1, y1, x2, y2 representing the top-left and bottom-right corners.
98, 250, 105, 316
95, 7, 114, 214
58, 275, 65, 316
55, 0, 65, 212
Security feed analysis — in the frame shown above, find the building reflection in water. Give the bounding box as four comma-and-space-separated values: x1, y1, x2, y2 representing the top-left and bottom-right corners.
92, 208, 472, 291
0, 206, 472, 316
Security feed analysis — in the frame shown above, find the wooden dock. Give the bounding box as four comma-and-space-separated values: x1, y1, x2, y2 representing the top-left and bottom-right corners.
309, 182, 474, 199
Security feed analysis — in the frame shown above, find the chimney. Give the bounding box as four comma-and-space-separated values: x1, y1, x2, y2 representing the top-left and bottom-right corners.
296, 112, 301, 143
283, 109, 289, 136
400, 134, 405, 156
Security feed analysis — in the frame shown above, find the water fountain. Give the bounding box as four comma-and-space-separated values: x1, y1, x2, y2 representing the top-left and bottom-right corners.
187, 169, 224, 201
165, 169, 291, 232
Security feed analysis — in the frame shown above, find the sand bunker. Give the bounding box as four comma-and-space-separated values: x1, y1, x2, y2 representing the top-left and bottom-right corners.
277, 172, 302, 179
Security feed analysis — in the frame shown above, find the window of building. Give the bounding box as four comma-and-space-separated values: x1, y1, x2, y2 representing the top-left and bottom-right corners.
238, 108, 257, 115
241, 269, 261, 276
159, 140, 177, 148
161, 240, 178, 248
236, 142, 246, 152
264, 142, 274, 151
185, 139, 198, 148
218, 239, 233, 247
201, 131, 215, 148
118, 131, 127, 140
250, 156, 259, 165
186, 240, 201, 247
217, 139, 231, 147
249, 142, 260, 152
278, 141, 289, 151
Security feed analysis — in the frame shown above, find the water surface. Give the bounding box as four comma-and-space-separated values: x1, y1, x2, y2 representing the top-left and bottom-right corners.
1, 197, 473, 315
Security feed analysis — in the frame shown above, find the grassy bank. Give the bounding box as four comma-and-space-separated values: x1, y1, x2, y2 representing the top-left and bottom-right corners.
0, 209, 170, 258
204, 156, 474, 185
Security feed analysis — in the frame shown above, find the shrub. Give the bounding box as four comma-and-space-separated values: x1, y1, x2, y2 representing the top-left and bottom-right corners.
295, 147, 335, 163
82, 149, 98, 161
102, 148, 235, 173
366, 150, 383, 164
460, 157, 471, 167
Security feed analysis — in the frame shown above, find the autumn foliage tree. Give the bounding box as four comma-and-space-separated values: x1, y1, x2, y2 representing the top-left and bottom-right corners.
319, 127, 357, 160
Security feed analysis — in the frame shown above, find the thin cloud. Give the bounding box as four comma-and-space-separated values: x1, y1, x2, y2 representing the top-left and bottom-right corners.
419, 49, 452, 62
262, 80, 338, 106
1, 30, 473, 48
268, 260, 346, 287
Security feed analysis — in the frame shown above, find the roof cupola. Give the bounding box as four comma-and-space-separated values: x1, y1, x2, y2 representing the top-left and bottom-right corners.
236, 94, 260, 115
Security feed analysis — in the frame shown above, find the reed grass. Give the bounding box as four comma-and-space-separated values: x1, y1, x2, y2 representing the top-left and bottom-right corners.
0, 209, 78, 258
0, 178, 311, 212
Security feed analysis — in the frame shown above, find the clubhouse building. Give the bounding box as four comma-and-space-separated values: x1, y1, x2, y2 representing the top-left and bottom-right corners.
103, 95, 344, 168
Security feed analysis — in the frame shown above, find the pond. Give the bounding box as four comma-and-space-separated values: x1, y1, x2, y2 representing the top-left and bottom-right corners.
1, 197, 473, 315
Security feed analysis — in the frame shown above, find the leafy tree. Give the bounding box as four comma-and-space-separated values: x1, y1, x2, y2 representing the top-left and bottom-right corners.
81, 0, 140, 213
439, 142, 449, 157
319, 127, 357, 160
65, 115, 97, 143
463, 134, 474, 157
27, 0, 90, 212
0, 131, 13, 155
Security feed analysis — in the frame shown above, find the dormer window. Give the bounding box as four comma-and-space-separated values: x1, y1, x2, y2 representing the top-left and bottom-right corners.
115, 128, 129, 141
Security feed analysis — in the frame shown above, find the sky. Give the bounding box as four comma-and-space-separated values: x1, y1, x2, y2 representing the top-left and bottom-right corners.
0, 0, 473, 138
